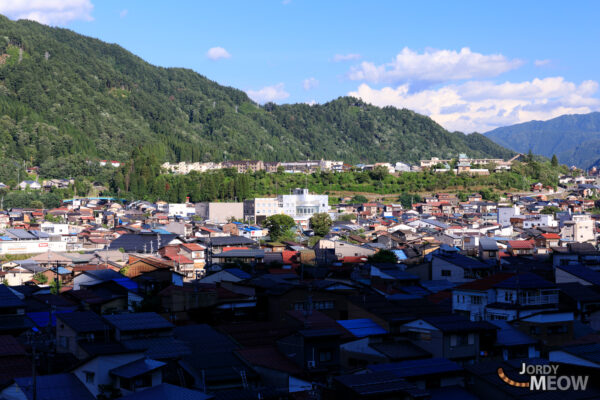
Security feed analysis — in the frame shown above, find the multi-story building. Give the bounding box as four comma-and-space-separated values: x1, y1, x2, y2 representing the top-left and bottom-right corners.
243, 197, 280, 224
561, 214, 596, 243
279, 188, 329, 228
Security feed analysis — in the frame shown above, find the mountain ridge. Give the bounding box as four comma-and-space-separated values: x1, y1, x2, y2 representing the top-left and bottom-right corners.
0, 15, 514, 177
484, 112, 600, 168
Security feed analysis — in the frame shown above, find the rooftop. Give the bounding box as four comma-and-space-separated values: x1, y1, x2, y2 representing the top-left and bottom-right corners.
103, 312, 173, 332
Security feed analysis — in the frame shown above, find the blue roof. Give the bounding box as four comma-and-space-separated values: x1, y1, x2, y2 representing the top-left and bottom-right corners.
558, 264, 600, 286
369, 357, 462, 377
336, 318, 387, 337
420, 280, 457, 293
15, 373, 94, 400
108, 233, 178, 252
399, 286, 430, 296
391, 250, 407, 260
225, 268, 251, 280
0, 285, 24, 308
113, 277, 139, 292
490, 320, 537, 346
151, 228, 172, 234
5, 228, 37, 240
110, 357, 166, 378
434, 251, 490, 270
27, 310, 73, 328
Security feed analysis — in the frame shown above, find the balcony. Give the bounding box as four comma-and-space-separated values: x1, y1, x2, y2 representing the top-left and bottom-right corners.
517, 292, 559, 306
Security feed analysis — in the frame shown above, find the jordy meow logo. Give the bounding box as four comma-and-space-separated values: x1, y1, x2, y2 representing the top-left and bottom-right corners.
497, 363, 589, 391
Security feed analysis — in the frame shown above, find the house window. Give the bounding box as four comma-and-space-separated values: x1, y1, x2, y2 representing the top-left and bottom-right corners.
530, 326, 541, 335
471, 296, 482, 305
319, 351, 332, 362
441, 270, 451, 277
84, 371, 95, 384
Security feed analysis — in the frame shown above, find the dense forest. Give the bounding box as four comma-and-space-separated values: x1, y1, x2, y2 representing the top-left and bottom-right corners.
0, 15, 513, 178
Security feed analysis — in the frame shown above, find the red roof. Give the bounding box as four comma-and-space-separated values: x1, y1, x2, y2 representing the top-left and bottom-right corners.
455, 273, 515, 291
222, 246, 249, 252
282, 250, 299, 265
181, 243, 205, 251
165, 254, 193, 264
508, 240, 535, 249
541, 233, 561, 240
340, 256, 368, 263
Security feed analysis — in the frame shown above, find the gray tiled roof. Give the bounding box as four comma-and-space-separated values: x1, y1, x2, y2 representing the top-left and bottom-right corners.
103, 312, 173, 332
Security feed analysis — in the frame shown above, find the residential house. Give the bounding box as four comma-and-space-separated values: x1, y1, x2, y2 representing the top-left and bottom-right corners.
401, 315, 496, 363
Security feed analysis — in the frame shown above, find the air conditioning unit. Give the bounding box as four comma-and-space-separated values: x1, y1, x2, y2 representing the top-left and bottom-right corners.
307, 360, 316, 368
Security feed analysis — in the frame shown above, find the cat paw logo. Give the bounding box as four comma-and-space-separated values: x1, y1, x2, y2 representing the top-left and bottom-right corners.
497, 364, 589, 391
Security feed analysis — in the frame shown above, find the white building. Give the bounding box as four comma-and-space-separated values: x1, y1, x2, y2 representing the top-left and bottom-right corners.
279, 188, 329, 227
523, 214, 558, 229
18, 180, 41, 190
497, 205, 520, 227
243, 197, 280, 223
167, 203, 196, 217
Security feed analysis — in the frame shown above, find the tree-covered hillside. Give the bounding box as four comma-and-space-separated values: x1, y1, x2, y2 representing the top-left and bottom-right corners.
0, 15, 513, 175
484, 112, 600, 168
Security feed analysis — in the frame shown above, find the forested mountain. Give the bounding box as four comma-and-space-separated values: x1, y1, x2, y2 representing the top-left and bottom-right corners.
484, 112, 600, 168
0, 15, 513, 177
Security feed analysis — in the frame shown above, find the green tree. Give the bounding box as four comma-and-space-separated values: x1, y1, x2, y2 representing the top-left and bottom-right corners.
541, 206, 560, 215
33, 272, 47, 284
367, 249, 398, 264
50, 279, 61, 294
551, 154, 559, 167
310, 213, 332, 237
351, 195, 368, 203
369, 165, 389, 181
264, 214, 296, 241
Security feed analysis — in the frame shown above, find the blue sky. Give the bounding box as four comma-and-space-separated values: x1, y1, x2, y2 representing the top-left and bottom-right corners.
2, 0, 600, 132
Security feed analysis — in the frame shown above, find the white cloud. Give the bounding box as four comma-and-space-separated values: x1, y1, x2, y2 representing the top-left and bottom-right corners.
535, 59, 551, 67
0, 0, 94, 25
348, 47, 523, 84
305, 100, 317, 106
333, 53, 361, 62
303, 77, 319, 91
349, 77, 600, 133
282, 0, 292, 4
206, 46, 231, 60
119, 9, 128, 18
247, 83, 290, 104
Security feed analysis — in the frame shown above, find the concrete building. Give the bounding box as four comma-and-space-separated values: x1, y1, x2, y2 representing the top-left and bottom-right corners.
244, 197, 280, 224
195, 202, 244, 223
279, 188, 329, 227
167, 203, 196, 217
497, 205, 520, 227
561, 214, 596, 243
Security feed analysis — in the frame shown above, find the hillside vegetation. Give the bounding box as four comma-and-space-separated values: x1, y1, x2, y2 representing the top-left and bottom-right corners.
0, 15, 513, 179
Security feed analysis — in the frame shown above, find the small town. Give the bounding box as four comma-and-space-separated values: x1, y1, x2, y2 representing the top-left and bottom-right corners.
2, 1, 600, 399
0, 156, 599, 399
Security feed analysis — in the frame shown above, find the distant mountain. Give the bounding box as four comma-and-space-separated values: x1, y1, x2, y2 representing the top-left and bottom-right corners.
0, 15, 513, 175
484, 112, 600, 168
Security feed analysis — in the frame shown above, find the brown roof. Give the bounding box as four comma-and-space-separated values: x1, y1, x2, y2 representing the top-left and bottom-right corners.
455, 273, 515, 291
236, 346, 304, 376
